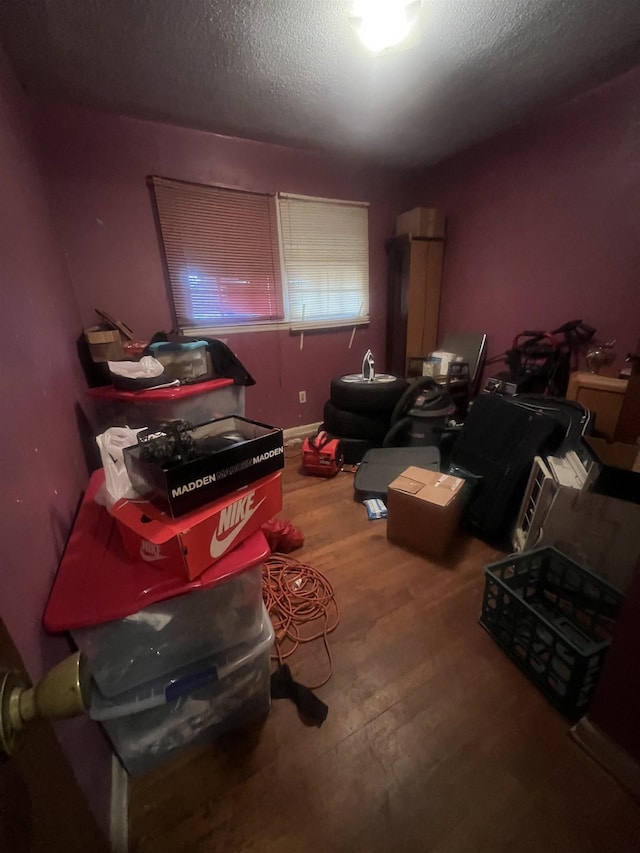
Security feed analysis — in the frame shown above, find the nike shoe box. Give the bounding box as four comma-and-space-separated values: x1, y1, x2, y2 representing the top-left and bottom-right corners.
110, 470, 282, 580
124, 415, 284, 517
44, 471, 270, 698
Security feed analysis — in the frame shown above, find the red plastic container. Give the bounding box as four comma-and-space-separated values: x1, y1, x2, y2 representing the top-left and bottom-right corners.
83, 378, 245, 431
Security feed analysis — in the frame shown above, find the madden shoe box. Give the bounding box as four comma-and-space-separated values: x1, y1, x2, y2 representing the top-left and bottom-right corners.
124, 416, 284, 517
111, 471, 282, 580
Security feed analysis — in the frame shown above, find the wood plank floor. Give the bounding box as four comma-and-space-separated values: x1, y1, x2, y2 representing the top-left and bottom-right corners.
129, 453, 640, 852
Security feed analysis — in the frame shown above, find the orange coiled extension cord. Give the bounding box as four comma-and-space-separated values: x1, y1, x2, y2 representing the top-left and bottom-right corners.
262, 553, 339, 689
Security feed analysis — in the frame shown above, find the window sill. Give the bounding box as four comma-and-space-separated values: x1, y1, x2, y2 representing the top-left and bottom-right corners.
182, 317, 370, 337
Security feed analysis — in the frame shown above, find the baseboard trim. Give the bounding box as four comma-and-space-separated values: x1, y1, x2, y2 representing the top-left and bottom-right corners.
283, 422, 321, 443
110, 755, 129, 852
571, 717, 640, 802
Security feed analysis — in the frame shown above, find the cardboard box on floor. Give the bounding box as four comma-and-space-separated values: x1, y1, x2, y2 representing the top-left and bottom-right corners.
387, 466, 464, 560
539, 436, 640, 592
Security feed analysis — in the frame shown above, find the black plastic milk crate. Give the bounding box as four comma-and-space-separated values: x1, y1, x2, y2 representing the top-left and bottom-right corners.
479, 547, 624, 718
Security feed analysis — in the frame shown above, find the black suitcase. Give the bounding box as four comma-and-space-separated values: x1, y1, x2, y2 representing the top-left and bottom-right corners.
512, 394, 592, 453
448, 394, 559, 540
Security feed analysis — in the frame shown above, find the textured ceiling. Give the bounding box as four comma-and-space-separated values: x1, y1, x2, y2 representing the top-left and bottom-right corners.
1, 0, 639, 167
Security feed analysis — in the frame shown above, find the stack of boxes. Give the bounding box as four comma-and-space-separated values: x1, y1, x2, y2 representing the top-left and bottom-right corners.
45, 415, 285, 775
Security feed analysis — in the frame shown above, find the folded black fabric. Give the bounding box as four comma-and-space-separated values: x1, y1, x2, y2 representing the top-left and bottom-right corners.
270, 664, 329, 727
147, 332, 256, 386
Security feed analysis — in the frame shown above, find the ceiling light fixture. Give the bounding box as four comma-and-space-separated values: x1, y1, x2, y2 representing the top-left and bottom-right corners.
351, 0, 422, 54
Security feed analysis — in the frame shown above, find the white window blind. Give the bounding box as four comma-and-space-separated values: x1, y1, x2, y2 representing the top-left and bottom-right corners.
278, 194, 370, 327
151, 177, 284, 328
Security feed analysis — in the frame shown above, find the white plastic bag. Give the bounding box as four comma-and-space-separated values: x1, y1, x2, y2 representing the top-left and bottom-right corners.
95, 426, 145, 507
107, 355, 164, 379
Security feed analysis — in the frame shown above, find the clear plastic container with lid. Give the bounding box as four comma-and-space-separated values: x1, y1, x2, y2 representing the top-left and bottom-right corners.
91, 605, 274, 775
83, 378, 245, 432
147, 340, 210, 382
72, 564, 264, 698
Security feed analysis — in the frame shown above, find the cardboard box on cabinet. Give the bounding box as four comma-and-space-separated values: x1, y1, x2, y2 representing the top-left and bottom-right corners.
396, 207, 446, 239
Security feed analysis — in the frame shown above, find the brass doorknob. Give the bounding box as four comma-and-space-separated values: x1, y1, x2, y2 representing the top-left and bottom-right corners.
0, 652, 91, 757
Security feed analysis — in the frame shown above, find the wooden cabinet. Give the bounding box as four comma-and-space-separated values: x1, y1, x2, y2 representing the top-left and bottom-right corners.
386, 234, 444, 377
566, 371, 628, 439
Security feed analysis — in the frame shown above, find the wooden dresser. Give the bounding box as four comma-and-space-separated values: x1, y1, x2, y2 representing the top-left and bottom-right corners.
566, 371, 628, 439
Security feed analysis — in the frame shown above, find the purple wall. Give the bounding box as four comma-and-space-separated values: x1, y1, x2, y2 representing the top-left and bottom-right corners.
411, 65, 640, 370
0, 49, 111, 830
35, 103, 412, 428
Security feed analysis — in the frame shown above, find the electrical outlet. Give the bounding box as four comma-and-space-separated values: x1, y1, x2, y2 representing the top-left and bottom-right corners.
299, 390, 307, 404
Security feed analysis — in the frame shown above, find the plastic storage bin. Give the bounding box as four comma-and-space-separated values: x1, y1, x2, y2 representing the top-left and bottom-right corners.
479, 547, 624, 717
83, 378, 245, 432
91, 605, 274, 775
72, 564, 264, 698
148, 341, 210, 382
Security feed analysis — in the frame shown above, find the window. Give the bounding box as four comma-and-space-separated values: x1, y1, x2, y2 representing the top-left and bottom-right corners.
151, 177, 369, 333
278, 194, 369, 329
151, 177, 284, 329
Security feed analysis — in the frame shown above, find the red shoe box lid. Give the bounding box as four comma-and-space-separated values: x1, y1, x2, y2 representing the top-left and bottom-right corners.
43, 470, 270, 632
